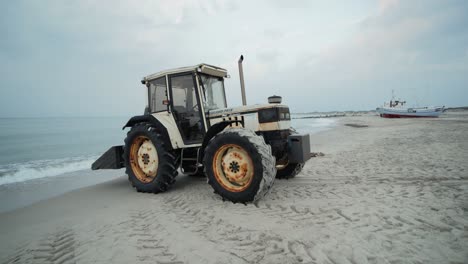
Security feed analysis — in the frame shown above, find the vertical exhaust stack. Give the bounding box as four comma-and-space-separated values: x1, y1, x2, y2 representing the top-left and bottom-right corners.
238, 55, 247, 106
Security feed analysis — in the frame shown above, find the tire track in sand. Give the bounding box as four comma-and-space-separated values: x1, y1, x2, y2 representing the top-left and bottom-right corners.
1, 242, 32, 264
161, 194, 318, 264
127, 209, 184, 264
30, 229, 77, 264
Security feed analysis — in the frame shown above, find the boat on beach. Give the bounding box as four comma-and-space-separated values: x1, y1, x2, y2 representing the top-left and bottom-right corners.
376, 97, 445, 118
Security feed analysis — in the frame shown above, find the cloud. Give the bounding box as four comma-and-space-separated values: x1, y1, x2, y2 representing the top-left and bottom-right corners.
272, 0, 468, 110
317, 0, 467, 75
0, 0, 466, 117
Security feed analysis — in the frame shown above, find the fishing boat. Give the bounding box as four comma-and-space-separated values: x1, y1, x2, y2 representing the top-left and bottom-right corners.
376, 94, 445, 118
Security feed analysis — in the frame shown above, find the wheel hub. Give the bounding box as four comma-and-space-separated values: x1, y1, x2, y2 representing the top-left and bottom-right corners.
137, 140, 158, 176
130, 136, 159, 183
142, 153, 150, 165
213, 144, 254, 192
229, 161, 240, 173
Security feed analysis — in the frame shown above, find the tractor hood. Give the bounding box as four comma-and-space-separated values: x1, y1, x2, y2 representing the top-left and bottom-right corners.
207, 104, 291, 124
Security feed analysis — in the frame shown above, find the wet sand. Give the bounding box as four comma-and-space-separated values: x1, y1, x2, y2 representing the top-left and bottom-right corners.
0, 170, 121, 214
1, 112, 467, 263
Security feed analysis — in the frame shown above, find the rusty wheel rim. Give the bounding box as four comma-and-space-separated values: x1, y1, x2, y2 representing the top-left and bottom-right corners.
212, 144, 254, 192
130, 135, 158, 183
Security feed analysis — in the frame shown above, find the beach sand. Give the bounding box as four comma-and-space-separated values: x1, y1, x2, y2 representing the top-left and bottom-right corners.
1, 112, 467, 264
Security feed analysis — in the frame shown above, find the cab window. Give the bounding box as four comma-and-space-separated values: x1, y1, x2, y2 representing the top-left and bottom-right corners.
199, 75, 227, 111
148, 77, 168, 113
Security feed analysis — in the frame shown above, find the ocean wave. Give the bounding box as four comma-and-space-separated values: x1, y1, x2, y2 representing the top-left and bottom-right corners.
304, 118, 336, 127
292, 118, 336, 134
0, 156, 98, 185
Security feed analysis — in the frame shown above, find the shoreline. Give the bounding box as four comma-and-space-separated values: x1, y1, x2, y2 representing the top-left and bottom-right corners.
0, 117, 338, 213
0, 116, 335, 186
0, 169, 122, 214
1, 113, 467, 263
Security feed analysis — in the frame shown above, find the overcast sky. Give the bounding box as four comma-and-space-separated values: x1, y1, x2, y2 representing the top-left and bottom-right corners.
1, 0, 467, 117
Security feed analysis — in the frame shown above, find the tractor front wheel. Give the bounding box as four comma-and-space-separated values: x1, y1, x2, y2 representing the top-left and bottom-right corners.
203, 128, 276, 203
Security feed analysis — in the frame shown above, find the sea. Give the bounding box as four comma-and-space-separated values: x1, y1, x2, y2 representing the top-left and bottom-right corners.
0, 116, 335, 186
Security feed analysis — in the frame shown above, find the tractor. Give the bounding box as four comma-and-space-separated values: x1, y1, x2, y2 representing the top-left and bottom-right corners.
92, 56, 311, 203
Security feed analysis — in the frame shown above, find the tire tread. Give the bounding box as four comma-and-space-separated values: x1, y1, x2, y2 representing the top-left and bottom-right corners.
123, 123, 178, 193
203, 128, 276, 203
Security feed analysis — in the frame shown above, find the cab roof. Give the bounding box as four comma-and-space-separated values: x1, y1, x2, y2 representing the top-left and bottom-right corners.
142, 63, 228, 83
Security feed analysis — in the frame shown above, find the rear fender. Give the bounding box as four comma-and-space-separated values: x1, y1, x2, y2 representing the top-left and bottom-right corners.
122, 114, 162, 130
122, 114, 174, 149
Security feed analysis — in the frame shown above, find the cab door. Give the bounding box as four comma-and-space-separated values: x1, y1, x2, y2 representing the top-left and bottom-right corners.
168, 73, 205, 145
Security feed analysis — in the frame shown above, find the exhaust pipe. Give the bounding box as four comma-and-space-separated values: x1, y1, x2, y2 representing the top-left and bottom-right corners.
238, 55, 247, 106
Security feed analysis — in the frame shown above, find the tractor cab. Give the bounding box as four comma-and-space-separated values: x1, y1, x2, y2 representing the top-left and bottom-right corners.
142, 64, 228, 145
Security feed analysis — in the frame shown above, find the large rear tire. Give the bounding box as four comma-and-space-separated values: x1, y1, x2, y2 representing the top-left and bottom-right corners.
203, 128, 276, 203
124, 123, 178, 193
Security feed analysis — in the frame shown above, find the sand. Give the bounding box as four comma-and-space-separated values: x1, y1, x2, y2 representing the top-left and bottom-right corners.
0, 170, 121, 214
1, 112, 467, 264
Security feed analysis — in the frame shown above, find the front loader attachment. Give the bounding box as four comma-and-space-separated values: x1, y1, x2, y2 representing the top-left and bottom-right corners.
91, 146, 125, 170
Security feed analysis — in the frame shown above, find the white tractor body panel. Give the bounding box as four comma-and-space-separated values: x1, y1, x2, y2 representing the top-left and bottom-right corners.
207, 104, 291, 132
152, 112, 202, 149
208, 104, 287, 116
208, 115, 291, 132
153, 103, 291, 150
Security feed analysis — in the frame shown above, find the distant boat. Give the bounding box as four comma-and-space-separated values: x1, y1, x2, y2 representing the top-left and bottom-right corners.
376, 95, 445, 118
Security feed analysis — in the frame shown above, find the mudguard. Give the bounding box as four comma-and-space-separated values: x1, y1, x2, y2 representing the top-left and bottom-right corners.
123, 115, 157, 130
122, 114, 172, 148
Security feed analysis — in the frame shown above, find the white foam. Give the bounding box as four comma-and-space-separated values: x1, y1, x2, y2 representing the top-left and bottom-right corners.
292, 118, 336, 134
0, 156, 98, 186
305, 118, 335, 127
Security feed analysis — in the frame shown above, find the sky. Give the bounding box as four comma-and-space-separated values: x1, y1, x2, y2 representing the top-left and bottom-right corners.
0, 0, 467, 117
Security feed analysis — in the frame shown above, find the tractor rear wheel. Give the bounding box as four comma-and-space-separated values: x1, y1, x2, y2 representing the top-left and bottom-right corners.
203, 128, 276, 203
276, 162, 304, 179
124, 123, 177, 193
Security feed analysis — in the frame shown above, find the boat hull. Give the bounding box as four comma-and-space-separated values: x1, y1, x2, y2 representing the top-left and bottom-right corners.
376, 107, 444, 118
380, 113, 438, 118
